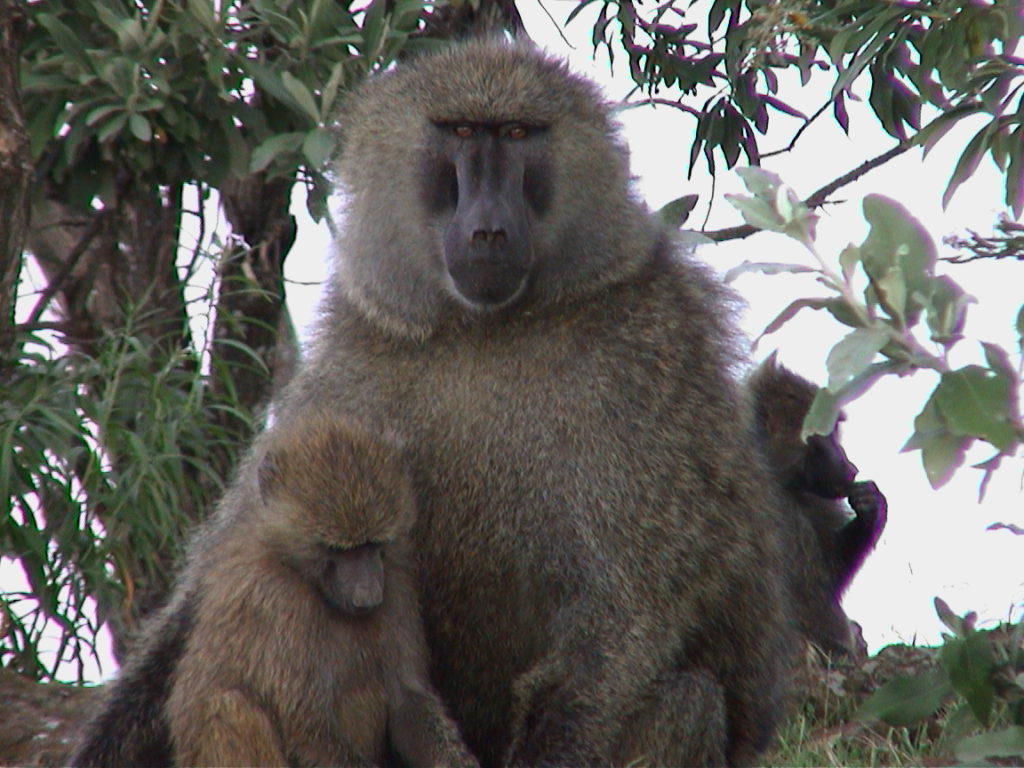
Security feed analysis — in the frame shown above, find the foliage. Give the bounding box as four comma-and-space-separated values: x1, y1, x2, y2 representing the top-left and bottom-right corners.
21, 0, 430, 222
725, 167, 1023, 491
856, 599, 1024, 765
570, 0, 1024, 216
0, 305, 254, 682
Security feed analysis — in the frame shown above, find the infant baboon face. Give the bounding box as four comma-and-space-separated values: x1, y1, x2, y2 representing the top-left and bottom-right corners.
319, 541, 386, 615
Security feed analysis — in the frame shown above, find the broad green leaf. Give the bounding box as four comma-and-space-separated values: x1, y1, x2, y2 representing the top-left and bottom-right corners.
655, 195, 699, 229
922, 433, 970, 489
934, 365, 1018, 451
826, 328, 890, 391
872, 265, 908, 324
725, 194, 784, 233
735, 166, 782, 197
302, 127, 334, 171
128, 113, 152, 142
802, 386, 841, 439
941, 631, 995, 726
956, 727, 1024, 764
861, 195, 937, 327
250, 132, 305, 173
856, 670, 953, 727
281, 71, 322, 125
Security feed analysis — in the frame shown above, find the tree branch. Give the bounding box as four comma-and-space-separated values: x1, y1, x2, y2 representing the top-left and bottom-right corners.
704, 141, 913, 242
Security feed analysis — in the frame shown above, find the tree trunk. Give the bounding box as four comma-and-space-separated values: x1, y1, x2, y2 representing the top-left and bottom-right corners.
0, 0, 29, 358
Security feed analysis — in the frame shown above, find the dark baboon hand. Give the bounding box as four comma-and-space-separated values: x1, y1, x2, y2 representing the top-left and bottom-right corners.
848, 480, 887, 530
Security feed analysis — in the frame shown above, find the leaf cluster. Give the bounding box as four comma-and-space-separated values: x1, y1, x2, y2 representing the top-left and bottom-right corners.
573, 0, 1024, 215
726, 168, 1023, 491
857, 598, 1024, 765
21, 0, 430, 220
1, 309, 254, 682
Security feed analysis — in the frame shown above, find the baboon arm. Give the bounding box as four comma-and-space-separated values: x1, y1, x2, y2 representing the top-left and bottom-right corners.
385, 566, 479, 768
388, 688, 480, 768
174, 688, 287, 768
836, 480, 888, 588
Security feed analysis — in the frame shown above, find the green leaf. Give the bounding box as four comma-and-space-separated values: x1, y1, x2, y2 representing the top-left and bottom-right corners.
301, 127, 334, 171
128, 113, 152, 142
826, 328, 890, 391
943, 121, 992, 209
941, 631, 995, 726
934, 365, 1018, 451
860, 195, 937, 327
655, 195, 699, 229
856, 670, 953, 727
926, 275, 974, 345
250, 132, 305, 173
756, 297, 834, 341
726, 194, 784, 233
802, 386, 841, 439
723, 261, 814, 283
955, 727, 1024, 764
281, 71, 321, 125
36, 13, 93, 74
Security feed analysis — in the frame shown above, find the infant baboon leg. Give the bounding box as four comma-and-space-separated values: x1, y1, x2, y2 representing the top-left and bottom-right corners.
175, 688, 287, 768
613, 669, 727, 768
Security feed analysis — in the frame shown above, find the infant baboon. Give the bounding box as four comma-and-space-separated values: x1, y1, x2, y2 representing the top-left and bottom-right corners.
163, 416, 476, 767
749, 356, 888, 655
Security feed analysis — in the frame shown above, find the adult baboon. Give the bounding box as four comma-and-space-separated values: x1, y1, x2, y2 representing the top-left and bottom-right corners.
749, 357, 888, 655
78, 40, 797, 768
262, 39, 796, 767
161, 415, 476, 767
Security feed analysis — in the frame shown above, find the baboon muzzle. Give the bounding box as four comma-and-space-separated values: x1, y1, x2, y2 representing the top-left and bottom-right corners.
443, 137, 532, 307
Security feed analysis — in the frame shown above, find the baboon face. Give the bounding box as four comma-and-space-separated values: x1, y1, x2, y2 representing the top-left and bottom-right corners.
337, 41, 649, 335
799, 429, 858, 499
424, 120, 551, 307
318, 541, 386, 615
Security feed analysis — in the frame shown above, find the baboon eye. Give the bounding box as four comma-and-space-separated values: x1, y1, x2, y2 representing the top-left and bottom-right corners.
505, 124, 529, 140
453, 124, 476, 139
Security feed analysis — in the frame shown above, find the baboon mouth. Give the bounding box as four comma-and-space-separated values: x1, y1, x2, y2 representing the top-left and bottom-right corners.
447, 261, 530, 308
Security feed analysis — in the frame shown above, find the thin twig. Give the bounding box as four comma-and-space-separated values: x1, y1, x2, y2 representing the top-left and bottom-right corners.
27, 214, 105, 327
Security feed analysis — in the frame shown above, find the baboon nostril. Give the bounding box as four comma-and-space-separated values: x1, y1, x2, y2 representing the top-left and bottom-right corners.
471, 229, 507, 245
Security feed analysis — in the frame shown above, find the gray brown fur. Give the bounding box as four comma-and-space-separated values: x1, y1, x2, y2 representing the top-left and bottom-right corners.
748, 357, 887, 655
163, 415, 477, 767
266, 40, 796, 767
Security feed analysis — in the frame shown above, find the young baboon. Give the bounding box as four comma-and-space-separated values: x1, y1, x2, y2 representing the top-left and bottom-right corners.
749, 356, 888, 655
161, 416, 476, 768
78, 40, 799, 768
